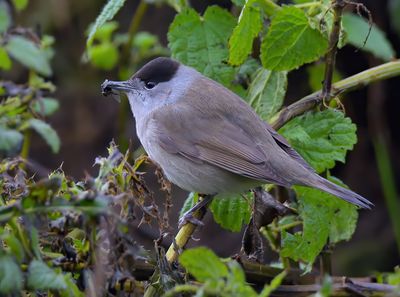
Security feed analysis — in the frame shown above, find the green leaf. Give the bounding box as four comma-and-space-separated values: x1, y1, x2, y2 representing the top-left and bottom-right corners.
226, 261, 257, 296
387, 267, 400, 286
0, 255, 22, 293
0, 2, 11, 33
326, 176, 358, 244
179, 192, 198, 218
281, 177, 358, 264
88, 42, 119, 70
342, 13, 395, 62
91, 21, 118, 43
28, 118, 60, 153
210, 193, 252, 232
12, 0, 28, 11
247, 68, 287, 121
0, 126, 23, 154
279, 109, 357, 173
307, 63, 341, 92
261, 6, 328, 71
281, 189, 331, 264
32, 97, 59, 116
3, 234, 25, 262
87, 0, 127, 48
27, 260, 67, 290
228, 0, 262, 65
179, 247, 228, 282
259, 270, 287, 297
168, 6, 236, 86
0, 48, 12, 70
133, 31, 158, 52
5, 36, 52, 76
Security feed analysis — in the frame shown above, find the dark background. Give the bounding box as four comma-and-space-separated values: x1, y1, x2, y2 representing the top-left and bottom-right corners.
4, 0, 400, 276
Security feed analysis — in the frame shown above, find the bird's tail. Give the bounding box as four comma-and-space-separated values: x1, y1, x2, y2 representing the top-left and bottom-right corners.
304, 175, 373, 209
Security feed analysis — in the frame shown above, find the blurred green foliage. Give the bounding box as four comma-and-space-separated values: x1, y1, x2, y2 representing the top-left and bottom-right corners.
0, 0, 399, 295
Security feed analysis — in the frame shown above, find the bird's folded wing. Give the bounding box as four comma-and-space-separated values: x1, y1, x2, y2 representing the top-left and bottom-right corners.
263, 122, 315, 172
156, 113, 290, 186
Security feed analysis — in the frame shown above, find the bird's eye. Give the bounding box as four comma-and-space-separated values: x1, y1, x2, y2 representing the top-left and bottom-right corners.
144, 81, 157, 90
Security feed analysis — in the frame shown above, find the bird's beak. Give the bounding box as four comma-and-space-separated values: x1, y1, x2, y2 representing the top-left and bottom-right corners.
101, 79, 133, 96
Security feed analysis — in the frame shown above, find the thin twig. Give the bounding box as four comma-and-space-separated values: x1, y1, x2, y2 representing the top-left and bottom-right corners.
270, 60, 400, 130
321, 0, 346, 102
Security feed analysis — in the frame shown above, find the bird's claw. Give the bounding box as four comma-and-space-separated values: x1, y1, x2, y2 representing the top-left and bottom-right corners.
178, 213, 205, 229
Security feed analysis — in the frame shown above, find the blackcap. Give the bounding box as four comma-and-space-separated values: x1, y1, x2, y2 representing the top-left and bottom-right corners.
101, 57, 372, 219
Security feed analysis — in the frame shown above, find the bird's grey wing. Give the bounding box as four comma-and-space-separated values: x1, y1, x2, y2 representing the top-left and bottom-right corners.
155, 109, 290, 187
263, 122, 316, 172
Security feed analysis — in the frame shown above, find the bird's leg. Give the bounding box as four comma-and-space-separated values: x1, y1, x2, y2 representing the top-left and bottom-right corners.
178, 194, 214, 228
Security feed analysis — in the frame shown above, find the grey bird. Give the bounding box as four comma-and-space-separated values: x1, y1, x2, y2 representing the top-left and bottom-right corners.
101, 57, 372, 225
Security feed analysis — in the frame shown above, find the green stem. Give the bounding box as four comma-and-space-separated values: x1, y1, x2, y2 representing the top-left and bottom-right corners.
20, 130, 31, 168
373, 139, 400, 254
270, 221, 302, 232
121, 0, 148, 66
117, 0, 149, 150
270, 60, 400, 129
294, 2, 322, 9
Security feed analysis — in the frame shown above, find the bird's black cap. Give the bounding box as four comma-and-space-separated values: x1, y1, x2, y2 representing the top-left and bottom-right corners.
131, 57, 180, 84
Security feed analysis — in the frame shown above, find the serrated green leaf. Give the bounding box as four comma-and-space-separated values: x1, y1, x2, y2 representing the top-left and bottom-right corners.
5, 36, 52, 76
326, 176, 358, 244
168, 6, 236, 86
12, 0, 28, 11
247, 68, 287, 121
179, 247, 228, 282
280, 194, 331, 264
0, 47, 12, 70
32, 97, 59, 116
87, 0, 127, 48
279, 109, 357, 173
0, 255, 22, 293
0, 126, 23, 154
228, 0, 262, 65
261, 6, 328, 71
281, 177, 358, 264
210, 193, 252, 232
28, 118, 60, 153
307, 63, 341, 92
226, 261, 258, 297
179, 192, 198, 218
88, 42, 119, 70
0, 2, 11, 33
342, 13, 395, 62
27, 260, 67, 290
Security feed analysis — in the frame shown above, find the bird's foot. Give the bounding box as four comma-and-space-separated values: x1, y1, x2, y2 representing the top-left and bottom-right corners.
178, 212, 205, 229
